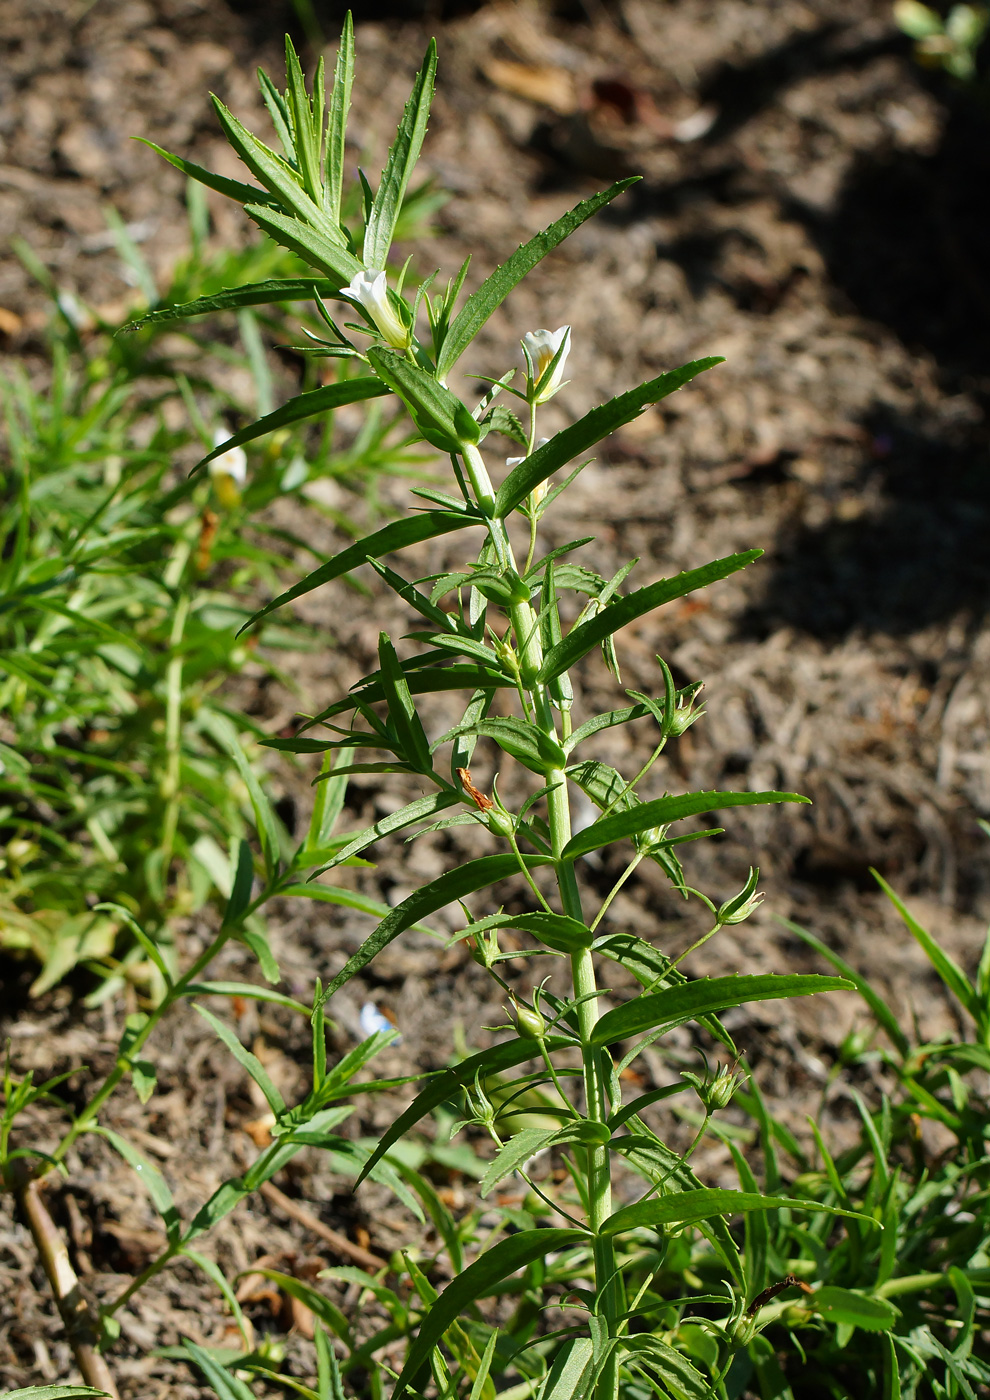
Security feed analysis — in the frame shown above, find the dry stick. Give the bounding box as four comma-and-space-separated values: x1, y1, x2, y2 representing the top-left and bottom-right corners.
258, 1180, 387, 1272
18, 1178, 119, 1398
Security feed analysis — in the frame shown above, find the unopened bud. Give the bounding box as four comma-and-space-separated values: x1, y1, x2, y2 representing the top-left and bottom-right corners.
717, 867, 763, 925
511, 996, 546, 1042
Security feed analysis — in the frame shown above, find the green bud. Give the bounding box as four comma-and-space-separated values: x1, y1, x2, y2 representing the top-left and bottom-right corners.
511, 997, 546, 1041
717, 867, 763, 925
487, 807, 515, 839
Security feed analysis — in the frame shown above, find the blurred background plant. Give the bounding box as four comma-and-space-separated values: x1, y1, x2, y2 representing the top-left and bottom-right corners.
0, 179, 442, 1000
894, 0, 988, 80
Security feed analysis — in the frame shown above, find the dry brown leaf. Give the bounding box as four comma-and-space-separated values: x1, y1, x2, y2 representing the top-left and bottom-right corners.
484, 60, 578, 115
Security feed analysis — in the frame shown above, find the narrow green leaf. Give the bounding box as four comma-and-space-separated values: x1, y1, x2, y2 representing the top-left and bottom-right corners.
184, 982, 309, 1014
603, 1187, 872, 1235
481, 1121, 603, 1196
2, 1390, 111, 1400
279, 882, 439, 936
178, 1340, 256, 1400
325, 13, 354, 223
136, 137, 278, 208
193, 1002, 286, 1116
202, 717, 281, 880
378, 633, 433, 772
211, 95, 339, 239
240, 925, 281, 985
357, 1035, 570, 1186
252, 1270, 353, 1343
366, 347, 478, 453
196, 378, 388, 472
393, 1229, 588, 1399
320, 853, 550, 1001
591, 974, 850, 1046
510, 911, 594, 952
563, 788, 808, 861
621, 1337, 709, 1400
96, 1127, 181, 1240
441, 717, 565, 775
304, 662, 510, 724
243, 511, 475, 631
120, 277, 335, 332
363, 41, 437, 270
539, 551, 760, 684
437, 180, 638, 380
496, 359, 721, 517
777, 917, 909, 1057
538, 1339, 596, 1400
873, 870, 978, 1018
311, 789, 460, 873
244, 203, 362, 283
223, 838, 255, 928
811, 1287, 899, 1333
179, 1246, 253, 1350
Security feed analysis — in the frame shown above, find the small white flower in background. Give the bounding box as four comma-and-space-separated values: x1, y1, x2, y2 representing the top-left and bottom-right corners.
522, 326, 570, 403
208, 429, 248, 508
340, 269, 411, 350
360, 1001, 401, 1044
506, 436, 549, 470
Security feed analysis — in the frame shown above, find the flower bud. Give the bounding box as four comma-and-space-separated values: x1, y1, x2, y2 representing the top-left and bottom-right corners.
511, 996, 546, 1042
340, 269, 411, 350
522, 327, 570, 404
717, 867, 763, 926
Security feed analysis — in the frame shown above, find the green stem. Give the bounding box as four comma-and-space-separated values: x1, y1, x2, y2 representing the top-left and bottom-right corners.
159, 591, 191, 865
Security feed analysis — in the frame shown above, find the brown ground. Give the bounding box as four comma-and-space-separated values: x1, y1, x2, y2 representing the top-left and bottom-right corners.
2, 0, 989, 1393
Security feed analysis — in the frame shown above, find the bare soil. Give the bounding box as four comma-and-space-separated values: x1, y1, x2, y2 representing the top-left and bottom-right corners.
2, 0, 989, 1393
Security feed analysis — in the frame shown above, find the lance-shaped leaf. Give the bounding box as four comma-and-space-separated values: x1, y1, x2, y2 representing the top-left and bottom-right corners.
95, 1127, 181, 1240
591, 973, 849, 1047
137, 137, 280, 209
243, 511, 475, 631
603, 1187, 872, 1235
436, 179, 638, 380
810, 1287, 899, 1333
325, 13, 354, 223
363, 40, 437, 270
378, 633, 433, 772
120, 277, 335, 333
495, 359, 721, 518
193, 1003, 286, 1116
594, 931, 734, 1052
310, 789, 461, 874
296, 663, 510, 729
211, 95, 341, 241
196, 377, 388, 472
393, 1228, 588, 1400
357, 1034, 571, 1186
438, 716, 566, 775
320, 853, 551, 1001
562, 787, 809, 861
367, 347, 479, 453
245, 203, 363, 284
539, 551, 759, 684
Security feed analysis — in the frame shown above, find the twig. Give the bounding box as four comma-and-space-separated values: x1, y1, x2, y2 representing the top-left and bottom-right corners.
18, 1178, 119, 1397
258, 1180, 387, 1272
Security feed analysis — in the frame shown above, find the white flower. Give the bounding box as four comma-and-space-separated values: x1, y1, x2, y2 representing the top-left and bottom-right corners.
522, 326, 570, 403
340, 269, 410, 350
209, 429, 247, 506
359, 1001, 401, 1044
506, 437, 549, 469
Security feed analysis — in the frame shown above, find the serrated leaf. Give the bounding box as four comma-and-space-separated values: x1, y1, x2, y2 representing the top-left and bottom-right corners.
393, 1229, 588, 1399
311, 789, 460, 873
325, 13, 354, 223
363, 41, 437, 270
245, 203, 362, 283
437, 180, 638, 380
594, 931, 734, 1052
137, 137, 279, 209
196, 378, 388, 472
481, 1121, 604, 1196
441, 716, 565, 775
539, 551, 760, 684
304, 662, 510, 725
603, 1187, 872, 1235
622, 1336, 709, 1400
184, 981, 309, 1014
483, 404, 527, 446
244, 511, 474, 631
120, 277, 335, 332
496, 359, 721, 517
591, 974, 849, 1046
563, 788, 809, 861
320, 854, 550, 1002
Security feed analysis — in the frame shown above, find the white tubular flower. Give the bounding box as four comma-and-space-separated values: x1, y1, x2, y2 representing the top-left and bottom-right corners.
340, 269, 410, 350
522, 326, 570, 403
209, 429, 247, 508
